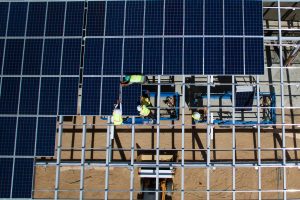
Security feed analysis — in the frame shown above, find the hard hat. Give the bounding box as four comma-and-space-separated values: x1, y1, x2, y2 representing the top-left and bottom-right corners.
124, 75, 130, 82
192, 112, 201, 120
137, 105, 142, 111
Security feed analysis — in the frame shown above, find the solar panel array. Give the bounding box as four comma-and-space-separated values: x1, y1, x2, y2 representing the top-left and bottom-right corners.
0, 0, 264, 198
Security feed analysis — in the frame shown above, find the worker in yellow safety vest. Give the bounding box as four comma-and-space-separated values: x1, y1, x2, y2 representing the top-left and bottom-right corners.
137, 105, 155, 119
112, 108, 123, 125
120, 74, 146, 87
140, 90, 151, 107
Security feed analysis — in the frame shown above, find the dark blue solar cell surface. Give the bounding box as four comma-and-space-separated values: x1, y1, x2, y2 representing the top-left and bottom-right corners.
84, 38, 103, 75
86, 1, 105, 36
23, 39, 43, 75
0, 77, 20, 114
145, 0, 163, 35
36, 117, 57, 156
39, 77, 59, 115
204, 38, 223, 74
59, 77, 78, 115
46, 2, 65, 36
245, 38, 264, 74
143, 38, 162, 75
185, 0, 203, 35
81, 78, 101, 115
0, 117, 16, 156
245, 0, 263, 36
62, 39, 81, 75
105, 1, 124, 36
126, 1, 144, 36
3, 39, 24, 75
16, 117, 36, 156
225, 0, 243, 35
165, 0, 183, 35
225, 38, 244, 74
123, 38, 142, 74
0, 158, 13, 198
42, 39, 62, 75
205, 0, 223, 35
0, 39, 4, 70
235, 91, 254, 111
101, 77, 120, 115
7, 2, 27, 36
184, 38, 203, 75
164, 38, 182, 75
19, 78, 39, 115
122, 85, 141, 116
26, 2, 46, 36
12, 158, 33, 198
65, 2, 84, 36
103, 38, 122, 75
0, 3, 9, 36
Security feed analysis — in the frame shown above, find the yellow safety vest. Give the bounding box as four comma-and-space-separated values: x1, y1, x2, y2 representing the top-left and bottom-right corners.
130, 75, 144, 83
140, 105, 150, 116
113, 113, 123, 125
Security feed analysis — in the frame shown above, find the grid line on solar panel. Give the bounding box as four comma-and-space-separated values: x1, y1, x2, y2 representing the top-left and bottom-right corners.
12, 158, 34, 198
0, 158, 13, 198
0, 117, 16, 156
16, 117, 36, 156
36, 117, 57, 156
59, 77, 78, 115
101, 77, 120, 115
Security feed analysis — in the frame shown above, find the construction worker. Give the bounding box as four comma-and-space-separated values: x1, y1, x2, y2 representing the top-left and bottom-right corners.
140, 90, 151, 107
137, 105, 155, 119
192, 108, 207, 122
120, 74, 146, 87
112, 108, 123, 125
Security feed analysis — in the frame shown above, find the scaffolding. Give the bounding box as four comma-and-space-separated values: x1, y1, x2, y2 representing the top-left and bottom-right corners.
28, 0, 300, 199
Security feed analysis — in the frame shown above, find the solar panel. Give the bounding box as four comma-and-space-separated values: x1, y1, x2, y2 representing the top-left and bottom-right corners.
143, 38, 162, 75
164, 38, 182, 75
81, 77, 101, 115
225, 38, 244, 74
7, 2, 27, 37
46, 2, 65, 36
3, 39, 24, 75
103, 38, 123, 75
0, 39, 4, 73
19, 78, 39, 115
39, 77, 59, 115
12, 158, 34, 198
125, 1, 144, 36
184, 38, 203, 74
235, 86, 254, 111
0, 3, 9, 36
23, 39, 43, 75
122, 85, 142, 116
145, 0, 163, 35
105, 1, 124, 36
0, 117, 16, 155
59, 77, 78, 115
84, 38, 103, 75
101, 77, 120, 115
205, 0, 223, 35
26, 2, 46, 36
62, 39, 82, 75
42, 39, 62, 75
225, 0, 243, 35
86, 1, 105, 36
165, 0, 183, 35
0, 77, 20, 114
123, 38, 143, 74
64, 2, 84, 36
244, 0, 263, 36
185, 0, 203, 35
0, 158, 13, 198
36, 117, 57, 157
245, 38, 264, 74
204, 38, 223, 75
16, 117, 36, 156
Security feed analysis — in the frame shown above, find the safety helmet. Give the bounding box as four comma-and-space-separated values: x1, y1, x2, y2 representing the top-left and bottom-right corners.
124, 75, 130, 82
137, 105, 142, 111
192, 112, 201, 120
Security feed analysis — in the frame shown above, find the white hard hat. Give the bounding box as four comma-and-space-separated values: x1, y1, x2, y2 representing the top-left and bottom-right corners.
137, 105, 142, 111
192, 112, 201, 120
